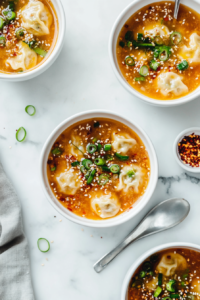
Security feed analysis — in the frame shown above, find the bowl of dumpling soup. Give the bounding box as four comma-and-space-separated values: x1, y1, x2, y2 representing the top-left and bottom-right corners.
121, 242, 200, 300
40, 111, 158, 228
109, 0, 200, 106
0, 0, 65, 81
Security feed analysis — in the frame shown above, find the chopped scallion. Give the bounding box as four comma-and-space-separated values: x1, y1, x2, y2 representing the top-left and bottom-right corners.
37, 238, 50, 253
16, 127, 26, 142
25, 105, 36, 116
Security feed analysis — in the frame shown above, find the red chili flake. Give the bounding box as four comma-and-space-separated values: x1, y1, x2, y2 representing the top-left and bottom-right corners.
164, 17, 169, 21
178, 133, 200, 167
124, 24, 129, 28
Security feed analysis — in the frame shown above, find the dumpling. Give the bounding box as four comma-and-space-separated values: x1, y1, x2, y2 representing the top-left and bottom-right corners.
144, 25, 170, 38
7, 41, 37, 71
56, 169, 81, 195
112, 133, 136, 154
69, 135, 85, 160
21, 0, 53, 36
179, 33, 200, 63
91, 192, 120, 218
156, 252, 187, 276
157, 72, 188, 96
116, 165, 144, 193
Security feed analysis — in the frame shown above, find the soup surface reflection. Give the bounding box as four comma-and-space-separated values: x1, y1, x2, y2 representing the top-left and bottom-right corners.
116, 2, 200, 100
47, 118, 150, 220
128, 248, 200, 300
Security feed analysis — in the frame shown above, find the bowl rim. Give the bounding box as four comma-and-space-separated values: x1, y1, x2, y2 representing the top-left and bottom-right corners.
173, 127, 200, 173
39, 109, 158, 228
109, 0, 200, 107
0, 0, 66, 81
121, 242, 200, 300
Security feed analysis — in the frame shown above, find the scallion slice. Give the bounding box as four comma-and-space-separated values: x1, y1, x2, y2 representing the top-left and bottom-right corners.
97, 143, 102, 151
87, 169, 96, 185
0, 17, 4, 30
139, 65, 149, 76
159, 48, 169, 61
170, 31, 182, 45
25, 105, 36, 116
94, 158, 105, 166
51, 147, 63, 156
154, 286, 162, 297
170, 294, 180, 299
125, 56, 135, 66
16, 127, 26, 142
82, 159, 92, 170
86, 143, 97, 154
158, 273, 163, 286
166, 279, 176, 292
34, 47, 47, 57
104, 144, 111, 151
98, 173, 110, 185
37, 238, 50, 253
5, 11, 16, 21
154, 35, 163, 45
110, 164, 120, 174
51, 166, 56, 171
115, 152, 129, 161
177, 60, 188, 70
150, 60, 160, 71
0, 36, 6, 47
71, 161, 80, 167
135, 77, 145, 82
101, 166, 110, 172
16, 28, 25, 39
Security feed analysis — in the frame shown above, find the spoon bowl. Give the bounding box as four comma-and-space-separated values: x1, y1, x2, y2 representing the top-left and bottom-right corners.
93, 198, 190, 273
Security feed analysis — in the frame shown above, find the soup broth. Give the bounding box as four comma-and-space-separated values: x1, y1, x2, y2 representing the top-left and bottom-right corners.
116, 2, 200, 100
128, 248, 200, 300
47, 118, 150, 220
0, 0, 58, 74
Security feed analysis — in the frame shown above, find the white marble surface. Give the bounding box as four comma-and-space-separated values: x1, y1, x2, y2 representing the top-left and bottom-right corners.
1, 0, 200, 299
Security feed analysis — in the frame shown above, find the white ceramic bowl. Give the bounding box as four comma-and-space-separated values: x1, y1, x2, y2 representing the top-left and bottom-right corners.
109, 0, 200, 107
0, 0, 65, 82
173, 127, 200, 173
121, 242, 200, 300
40, 110, 158, 228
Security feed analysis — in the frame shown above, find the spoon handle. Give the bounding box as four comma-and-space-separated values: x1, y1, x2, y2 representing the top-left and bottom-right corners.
93, 233, 139, 273
174, 0, 181, 19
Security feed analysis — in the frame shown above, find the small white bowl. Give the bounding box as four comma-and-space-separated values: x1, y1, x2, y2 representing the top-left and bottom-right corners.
40, 110, 158, 228
109, 0, 200, 107
121, 242, 200, 300
0, 0, 66, 82
173, 127, 200, 173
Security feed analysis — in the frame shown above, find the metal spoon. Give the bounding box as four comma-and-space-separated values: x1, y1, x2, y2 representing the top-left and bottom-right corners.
174, 0, 181, 19
93, 198, 190, 273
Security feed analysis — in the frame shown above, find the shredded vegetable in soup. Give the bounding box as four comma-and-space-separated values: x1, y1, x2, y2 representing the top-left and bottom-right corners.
47, 118, 150, 220
0, 0, 57, 74
128, 248, 200, 300
116, 1, 200, 100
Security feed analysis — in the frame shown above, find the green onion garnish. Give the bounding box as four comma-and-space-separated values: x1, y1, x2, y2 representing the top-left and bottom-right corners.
119, 41, 125, 48
98, 173, 110, 185
97, 143, 102, 151
51, 166, 56, 171
0, 17, 4, 30
139, 271, 146, 278
158, 273, 163, 286
0, 36, 6, 47
139, 65, 149, 77
94, 158, 105, 166
87, 169, 96, 185
177, 60, 188, 70
115, 152, 129, 161
101, 166, 110, 172
16, 127, 26, 142
154, 35, 163, 45
170, 294, 180, 299
150, 60, 160, 71
86, 143, 97, 154
125, 56, 135, 66
16, 28, 25, 39
51, 147, 63, 156
170, 31, 182, 45
37, 238, 50, 253
5, 11, 16, 21
154, 286, 162, 297
166, 279, 176, 292
110, 164, 120, 174
33, 47, 47, 57
104, 144, 111, 151
82, 159, 92, 170
135, 77, 145, 82
71, 161, 80, 167
25, 105, 36, 116
142, 261, 152, 271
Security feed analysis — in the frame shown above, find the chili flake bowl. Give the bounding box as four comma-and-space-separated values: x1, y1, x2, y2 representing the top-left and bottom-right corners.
173, 127, 200, 173
121, 242, 200, 300
40, 110, 158, 228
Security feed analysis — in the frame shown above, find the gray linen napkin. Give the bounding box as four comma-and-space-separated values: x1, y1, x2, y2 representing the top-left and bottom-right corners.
0, 163, 34, 300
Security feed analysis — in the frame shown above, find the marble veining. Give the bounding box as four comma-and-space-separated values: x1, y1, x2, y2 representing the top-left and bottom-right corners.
1, 0, 200, 299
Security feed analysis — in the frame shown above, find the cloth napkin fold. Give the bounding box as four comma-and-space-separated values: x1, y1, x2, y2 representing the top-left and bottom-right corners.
0, 163, 34, 300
